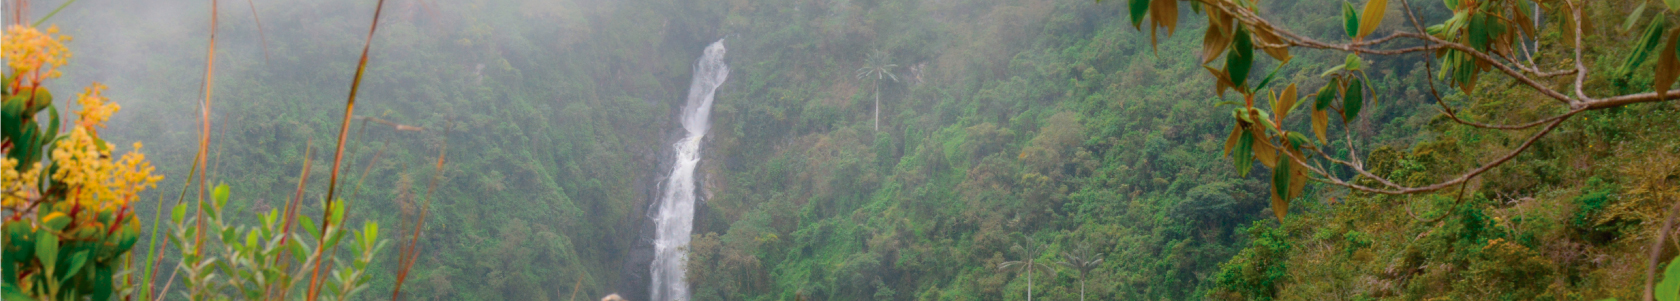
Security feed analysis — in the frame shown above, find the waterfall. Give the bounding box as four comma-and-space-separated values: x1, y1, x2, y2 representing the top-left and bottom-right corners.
650, 39, 728, 301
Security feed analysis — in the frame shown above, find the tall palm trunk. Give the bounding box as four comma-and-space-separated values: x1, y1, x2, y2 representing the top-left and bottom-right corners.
873, 80, 880, 131
1079, 279, 1086, 301
1026, 259, 1034, 301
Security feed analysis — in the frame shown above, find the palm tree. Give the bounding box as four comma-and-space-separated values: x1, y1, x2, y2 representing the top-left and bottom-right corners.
855, 50, 898, 131
998, 236, 1055, 301
1058, 244, 1104, 301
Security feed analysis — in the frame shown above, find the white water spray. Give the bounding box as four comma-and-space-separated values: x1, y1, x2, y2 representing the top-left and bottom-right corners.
650, 39, 728, 301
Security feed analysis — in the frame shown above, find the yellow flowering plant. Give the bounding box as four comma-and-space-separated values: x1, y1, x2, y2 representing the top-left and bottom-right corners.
2, 25, 161, 300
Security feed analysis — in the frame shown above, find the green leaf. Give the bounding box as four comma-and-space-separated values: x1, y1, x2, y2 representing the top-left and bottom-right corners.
92, 266, 113, 301
42, 212, 70, 231
1343, 1, 1360, 39
1343, 78, 1364, 123
1272, 152, 1291, 201
1668, 0, 1680, 12
1315, 80, 1337, 110
1621, 16, 1666, 77
172, 202, 188, 224
1358, 0, 1387, 39
1129, 0, 1151, 29
1659, 255, 1680, 301
1626, 2, 1649, 32
1319, 64, 1346, 77
1234, 129, 1255, 177
41, 104, 58, 145
1344, 54, 1363, 71
1226, 26, 1255, 89
1254, 60, 1291, 92
301, 215, 320, 240
60, 251, 88, 282
362, 222, 379, 249
2, 283, 31, 301
213, 183, 231, 210
36, 229, 58, 273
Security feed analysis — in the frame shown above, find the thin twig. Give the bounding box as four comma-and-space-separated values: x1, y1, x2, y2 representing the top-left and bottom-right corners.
191, 0, 220, 261
307, 0, 388, 299
393, 122, 449, 300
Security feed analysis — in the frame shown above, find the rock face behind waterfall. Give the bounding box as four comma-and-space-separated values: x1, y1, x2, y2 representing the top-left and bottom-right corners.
632, 39, 726, 301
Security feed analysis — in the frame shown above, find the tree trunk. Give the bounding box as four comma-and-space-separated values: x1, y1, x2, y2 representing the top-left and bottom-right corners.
873, 81, 880, 131
1080, 279, 1086, 301
1026, 260, 1034, 301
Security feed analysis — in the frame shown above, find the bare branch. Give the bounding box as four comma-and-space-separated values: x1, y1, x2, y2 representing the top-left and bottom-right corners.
1570, 1, 1592, 104
1289, 113, 1573, 195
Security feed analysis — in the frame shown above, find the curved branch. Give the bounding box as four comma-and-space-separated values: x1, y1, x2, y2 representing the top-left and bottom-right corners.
1569, 1, 1592, 104
1196, 0, 1578, 106
1284, 113, 1573, 195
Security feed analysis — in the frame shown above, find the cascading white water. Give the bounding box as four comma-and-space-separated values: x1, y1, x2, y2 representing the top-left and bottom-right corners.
650, 39, 728, 301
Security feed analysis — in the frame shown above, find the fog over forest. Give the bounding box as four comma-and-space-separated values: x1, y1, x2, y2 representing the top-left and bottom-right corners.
4, 0, 1678, 300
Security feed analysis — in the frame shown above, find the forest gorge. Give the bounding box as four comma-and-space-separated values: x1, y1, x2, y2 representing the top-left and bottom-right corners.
4, 0, 1680, 300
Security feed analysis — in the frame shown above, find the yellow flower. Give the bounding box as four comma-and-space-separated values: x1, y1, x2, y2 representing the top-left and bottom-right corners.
2, 158, 44, 209
1, 25, 72, 83
47, 128, 161, 211
74, 82, 119, 130
111, 142, 162, 205
50, 127, 115, 209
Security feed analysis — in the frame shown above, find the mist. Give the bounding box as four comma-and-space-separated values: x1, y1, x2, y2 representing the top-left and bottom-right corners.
7, 0, 1661, 300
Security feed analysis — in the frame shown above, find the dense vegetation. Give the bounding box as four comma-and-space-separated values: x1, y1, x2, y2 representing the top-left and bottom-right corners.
5, 0, 1680, 300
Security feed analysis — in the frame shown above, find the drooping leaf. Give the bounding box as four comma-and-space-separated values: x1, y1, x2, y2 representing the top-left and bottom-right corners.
1343, 78, 1364, 123
1223, 126, 1242, 157
1312, 109, 1329, 144
1234, 129, 1255, 176
1206, 65, 1237, 97
1252, 130, 1278, 168
1129, 0, 1151, 29
1358, 0, 1388, 39
1227, 26, 1255, 89
1253, 29, 1292, 63
1148, 0, 1179, 55
1272, 149, 1291, 200
1343, 1, 1360, 39
1271, 153, 1291, 219
1277, 83, 1299, 121
1656, 28, 1680, 100
1202, 18, 1231, 64
1288, 159, 1307, 206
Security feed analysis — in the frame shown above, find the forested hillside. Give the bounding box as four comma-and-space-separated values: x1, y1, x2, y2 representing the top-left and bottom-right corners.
15, 0, 1678, 300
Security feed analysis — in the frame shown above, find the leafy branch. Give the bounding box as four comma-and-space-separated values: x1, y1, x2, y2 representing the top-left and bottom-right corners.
1123, 0, 1679, 214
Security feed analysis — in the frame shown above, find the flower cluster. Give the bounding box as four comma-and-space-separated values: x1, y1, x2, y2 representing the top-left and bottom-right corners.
75, 83, 118, 131
1, 158, 43, 208
1, 25, 72, 85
